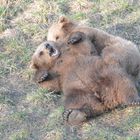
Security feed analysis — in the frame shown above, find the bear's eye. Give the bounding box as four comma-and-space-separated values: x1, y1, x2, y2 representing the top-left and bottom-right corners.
39, 51, 44, 56
57, 59, 63, 65
56, 36, 59, 40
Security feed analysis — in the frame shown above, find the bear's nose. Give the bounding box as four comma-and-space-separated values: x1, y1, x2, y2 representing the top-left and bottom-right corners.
45, 43, 52, 49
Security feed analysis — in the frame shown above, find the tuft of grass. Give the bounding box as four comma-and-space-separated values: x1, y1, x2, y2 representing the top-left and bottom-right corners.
0, 123, 7, 133
0, 96, 15, 106
0, 0, 33, 33
0, 92, 15, 106
0, 0, 140, 139
57, 0, 70, 14
46, 106, 64, 131
71, 12, 86, 20
17, 21, 41, 37
9, 129, 29, 140
11, 111, 28, 122
44, 130, 63, 140
26, 88, 55, 105
0, 34, 34, 78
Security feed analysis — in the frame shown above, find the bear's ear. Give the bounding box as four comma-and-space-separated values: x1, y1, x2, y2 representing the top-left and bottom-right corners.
30, 62, 39, 70
62, 22, 72, 32
58, 16, 74, 32
58, 16, 69, 23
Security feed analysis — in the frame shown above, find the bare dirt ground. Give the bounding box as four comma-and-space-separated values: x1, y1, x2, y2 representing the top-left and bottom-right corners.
0, 0, 140, 139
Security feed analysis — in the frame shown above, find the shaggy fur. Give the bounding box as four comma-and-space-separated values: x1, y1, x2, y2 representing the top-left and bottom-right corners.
47, 16, 140, 82
30, 33, 140, 125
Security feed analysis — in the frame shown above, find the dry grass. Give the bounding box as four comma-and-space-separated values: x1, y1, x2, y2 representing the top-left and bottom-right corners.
0, 0, 140, 139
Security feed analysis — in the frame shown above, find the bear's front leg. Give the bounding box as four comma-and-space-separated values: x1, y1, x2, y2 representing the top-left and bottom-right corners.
33, 69, 48, 83
67, 31, 83, 45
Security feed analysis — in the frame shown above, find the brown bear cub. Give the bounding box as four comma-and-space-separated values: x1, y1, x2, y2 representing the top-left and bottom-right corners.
47, 16, 140, 83
31, 31, 98, 90
31, 32, 140, 125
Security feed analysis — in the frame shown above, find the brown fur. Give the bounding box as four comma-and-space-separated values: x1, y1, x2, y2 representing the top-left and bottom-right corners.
30, 33, 140, 125
47, 16, 140, 82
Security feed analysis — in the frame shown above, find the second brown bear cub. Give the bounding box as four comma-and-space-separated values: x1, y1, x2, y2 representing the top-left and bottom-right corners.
31, 32, 140, 125
47, 16, 140, 83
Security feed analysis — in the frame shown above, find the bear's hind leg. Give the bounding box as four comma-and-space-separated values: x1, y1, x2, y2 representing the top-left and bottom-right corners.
64, 90, 106, 125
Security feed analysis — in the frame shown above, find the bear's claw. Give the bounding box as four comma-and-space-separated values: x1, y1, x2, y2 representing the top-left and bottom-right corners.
68, 32, 82, 45
38, 73, 48, 83
63, 109, 73, 122
41, 73, 48, 81
63, 109, 87, 125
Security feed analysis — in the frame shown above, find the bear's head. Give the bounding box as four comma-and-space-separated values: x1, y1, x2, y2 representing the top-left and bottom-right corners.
30, 38, 80, 91
47, 16, 76, 42
30, 31, 97, 91
30, 41, 60, 70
